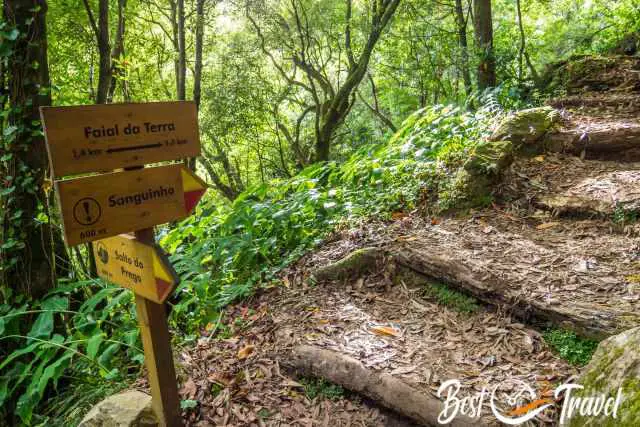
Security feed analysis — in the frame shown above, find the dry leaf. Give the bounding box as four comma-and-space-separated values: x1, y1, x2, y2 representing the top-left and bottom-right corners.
369, 325, 401, 337
536, 221, 560, 230
392, 211, 408, 220
180, 377, 197, 399
534, 155, 545, 162
237, 345, 256, 360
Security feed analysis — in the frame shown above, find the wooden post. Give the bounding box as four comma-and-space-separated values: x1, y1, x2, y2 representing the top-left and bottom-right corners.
134, 227, 182, 426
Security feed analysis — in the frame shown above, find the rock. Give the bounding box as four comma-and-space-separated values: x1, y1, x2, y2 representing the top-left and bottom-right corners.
311, 247, 384, 282
79, 390, 158, 427
489, 106, 558, 151
464, 139, 513, 175
569, 327, 640, 426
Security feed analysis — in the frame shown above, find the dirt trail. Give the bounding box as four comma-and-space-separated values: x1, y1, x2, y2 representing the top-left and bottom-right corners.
165, 57, 640, 426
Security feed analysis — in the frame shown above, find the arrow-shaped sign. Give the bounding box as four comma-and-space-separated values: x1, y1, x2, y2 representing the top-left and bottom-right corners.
56, 164, 207, 246
94, 234, 179, 303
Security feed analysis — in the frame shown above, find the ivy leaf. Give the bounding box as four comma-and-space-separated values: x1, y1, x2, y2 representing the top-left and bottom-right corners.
180, 399, 198, 409
3, 125, 17, 137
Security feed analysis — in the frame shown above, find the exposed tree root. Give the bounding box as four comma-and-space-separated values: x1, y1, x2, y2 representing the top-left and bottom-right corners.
288, 345, 481, 427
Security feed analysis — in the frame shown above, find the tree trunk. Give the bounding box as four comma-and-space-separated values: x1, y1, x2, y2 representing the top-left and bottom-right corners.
188, 0, 205, 171
314, 0, 401, 162
169, 0, 180, 96
193, 0, 204, 109
2, 0, 56, 297
96, 0, 111, 104
107, 0, 127, 102
455, 0, 472, 97
177, 0, 186, 100
472, 0, 495, 90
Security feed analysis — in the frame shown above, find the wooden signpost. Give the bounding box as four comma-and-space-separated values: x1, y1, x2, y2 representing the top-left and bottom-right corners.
93, 234, 179, 304
41, 101, 205, 427
41, 101, 200, 178
56, 164, 206, 246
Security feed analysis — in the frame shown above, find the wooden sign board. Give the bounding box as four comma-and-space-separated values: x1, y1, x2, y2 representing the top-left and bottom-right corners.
94, 234, 179, 303
40, 101, 200, 178
56, 164, 207, 246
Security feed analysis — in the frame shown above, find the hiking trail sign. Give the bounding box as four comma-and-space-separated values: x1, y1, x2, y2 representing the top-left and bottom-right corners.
41, 101, 200, 178
94, 234, 179, 304
40, 101, 205, 427
55, 164, 206, 246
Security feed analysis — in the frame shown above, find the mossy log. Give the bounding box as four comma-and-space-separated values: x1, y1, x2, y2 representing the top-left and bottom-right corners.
489, 107, 559, 151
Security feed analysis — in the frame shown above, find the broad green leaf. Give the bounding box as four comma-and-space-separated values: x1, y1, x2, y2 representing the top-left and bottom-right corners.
36, 351, 73, 397
27, 312, 53, 340
86, 333, 103, 360
41, 295, 68, 312
97, 343, 120, 367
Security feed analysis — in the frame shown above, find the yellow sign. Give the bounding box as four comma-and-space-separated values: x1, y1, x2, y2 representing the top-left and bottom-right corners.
56, 164, 207, 246
94, 234, 179, 303
40, 101, 200, 178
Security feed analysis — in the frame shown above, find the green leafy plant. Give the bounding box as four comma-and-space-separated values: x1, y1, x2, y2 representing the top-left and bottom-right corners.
543, 329, 599, 366
300, 377, 345, 401
422, 282, 480, 314
612, 206, 638, 225
0, 280, 142, 425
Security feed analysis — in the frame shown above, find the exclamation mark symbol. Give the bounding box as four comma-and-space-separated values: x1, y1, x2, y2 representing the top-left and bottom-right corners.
83, 201, 91, 223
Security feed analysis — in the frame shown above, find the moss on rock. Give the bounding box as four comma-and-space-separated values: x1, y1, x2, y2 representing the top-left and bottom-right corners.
489, 106, 559, 153
311, 247, 384, 283
437, 168, 494, 212
568, 327, 640, 426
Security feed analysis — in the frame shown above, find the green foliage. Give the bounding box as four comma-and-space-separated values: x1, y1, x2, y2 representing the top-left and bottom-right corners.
422, 282, 480, 314
613, 206, 638, 225
162, 103, 500, 331
0, 280, 142, 425
5, 0, 639, 423
543, 329, 599, 366
300, 377, 345, 401
180, 399, 199, 410
0, 17, 47, 284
